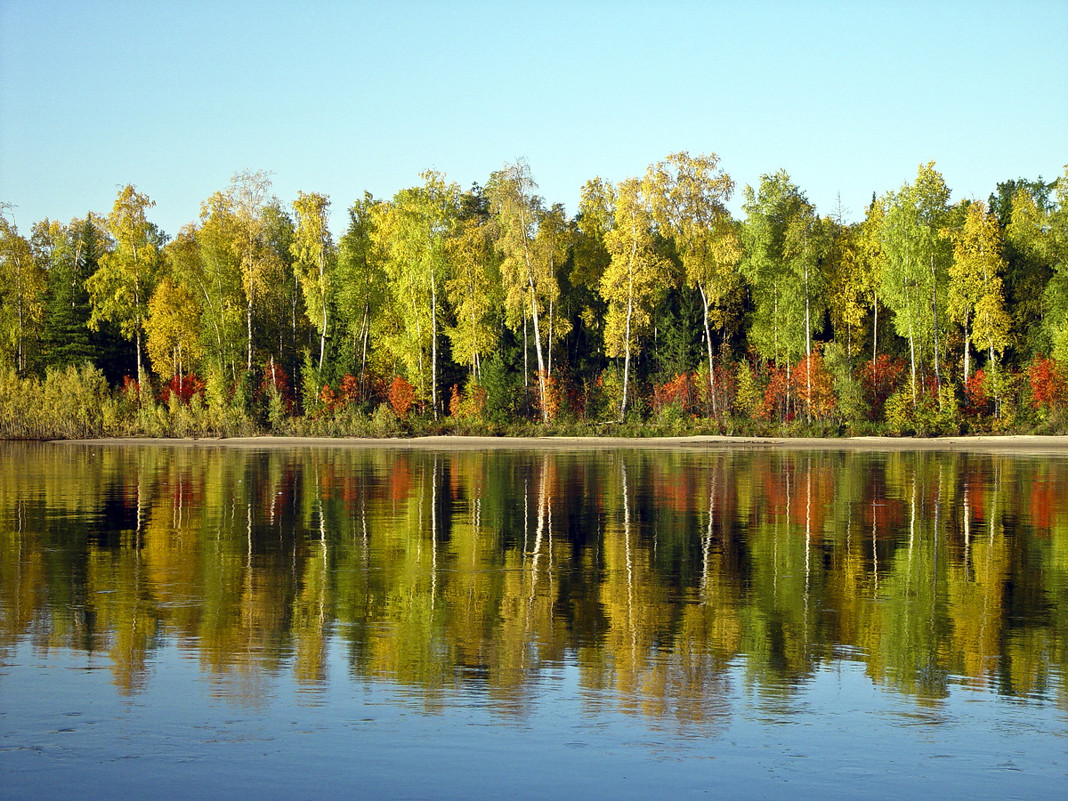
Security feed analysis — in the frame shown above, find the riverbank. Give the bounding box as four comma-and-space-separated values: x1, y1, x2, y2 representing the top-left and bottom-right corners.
51, 433, 1068, 453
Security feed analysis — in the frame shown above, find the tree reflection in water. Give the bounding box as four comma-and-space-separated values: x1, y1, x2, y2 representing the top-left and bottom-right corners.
1, 442, 1065, 724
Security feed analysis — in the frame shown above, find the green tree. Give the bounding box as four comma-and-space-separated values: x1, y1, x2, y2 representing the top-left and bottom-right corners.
291, 191, 336, 379
0, 207, 45, 373
876, 163, 953, 403
644, 152, 742, 417
336, 193, 387, 386
1002, 185, 1055, 359
948, 201, 1011, 379
374, 171, 460, 418
600, 178, 671, 419
85, 185, 159, 379
573, 178, 615, 376
533, 203, 572, 378
741, 171, 824, 389
824, 197, 874, 360
487, 160, 557, 420
1038, 168, 1068, 362
228, 169, 279, 373
34, 216, 105, 371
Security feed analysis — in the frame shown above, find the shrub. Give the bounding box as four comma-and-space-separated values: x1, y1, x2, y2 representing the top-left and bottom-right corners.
860, 355, 906, 421
1027, 356, 1067, 414
388, 375, 415, 418
884, 388, 914, 435
794, 351, 837, 422
734, 362, 765, 419
823, 342, 868, 426
758, 365, 794, 422
963, 369, 993, 418
653, 372, 698, 417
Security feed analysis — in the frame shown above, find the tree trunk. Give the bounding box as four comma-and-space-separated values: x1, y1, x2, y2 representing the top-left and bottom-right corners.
527, 278, 549, 422
699, 283, 718, 418
547, 297, 554, 379
872, 298, 878, 366
804, 260, 812, 422
909, 323, 917, 407
246, 300, 253, 373
931, 254, 941, 386
621, 293, 633, 421
431, 269, 438, 420
963, 317, 971, 383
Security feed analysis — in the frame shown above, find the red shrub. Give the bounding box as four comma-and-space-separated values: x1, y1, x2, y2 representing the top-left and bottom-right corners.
533, 371, 562, 421
1027, 356, 1067, 411
319, 383, 340, 412
339, 373, 361, 405
795, 352, 837, 420
160, 373, 205, 405
963, 369, 993, 417
259, 362, 294, 414
759, 366, 795, 422
653, 372, 697, 415
388, 375, 415, 418
860, 355, 906, 420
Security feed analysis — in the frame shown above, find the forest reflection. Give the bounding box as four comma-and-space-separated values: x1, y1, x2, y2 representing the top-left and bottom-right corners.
2, 443, 1065, 725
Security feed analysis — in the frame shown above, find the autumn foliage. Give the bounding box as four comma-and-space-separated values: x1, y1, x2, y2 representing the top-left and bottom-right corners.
653, 372, 698, 416
860, 355, 906, 420
1027, 356, 1067, 412
388, 375, 416, 418
962, 369, 993, 417
159, 372, 205, 405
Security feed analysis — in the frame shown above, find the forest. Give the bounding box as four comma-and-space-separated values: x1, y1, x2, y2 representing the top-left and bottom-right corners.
1, 155, 1067, 439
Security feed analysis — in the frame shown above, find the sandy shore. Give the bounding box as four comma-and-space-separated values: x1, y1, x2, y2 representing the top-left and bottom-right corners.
50, 434, 1068, 453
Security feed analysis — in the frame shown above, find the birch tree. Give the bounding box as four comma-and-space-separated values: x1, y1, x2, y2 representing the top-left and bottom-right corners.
644, 152, 742, 416
741, 172, 821, 370
186, 195, 244, 380
600, 178, 670, 419
0, 207, 45, 373
445, 214, 499, 379
948, 201, 1010, 379
144, 276, 203, 382
374, 171, 460, 418
86, 185, 159, 379
487, 160, 557, 420
291, 191, 335, 378
877, 163, 952, 404
533, 203, 571, 378
336, 193, 386, 385
229, 169, 279, 372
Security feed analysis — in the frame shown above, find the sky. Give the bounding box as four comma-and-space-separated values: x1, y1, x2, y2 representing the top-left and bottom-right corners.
1, 0, 1065, 238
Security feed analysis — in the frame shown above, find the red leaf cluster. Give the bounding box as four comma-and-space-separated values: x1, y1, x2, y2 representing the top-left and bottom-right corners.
387, 375, 415, 418
653, 372, 698, 415
1027, 356, 1067, 411
860, 355, 906, 419
160, 373, 205, 405
258, 363, 294, 414
962, 369, 993, 417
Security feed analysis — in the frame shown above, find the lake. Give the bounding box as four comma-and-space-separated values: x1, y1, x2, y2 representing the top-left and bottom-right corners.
1, 441, 1065, 800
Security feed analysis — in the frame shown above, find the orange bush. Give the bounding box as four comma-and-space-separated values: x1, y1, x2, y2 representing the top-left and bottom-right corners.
388, 375, 415, 418
1027, 356, 1066, 411
653, 372, 697, 415
795, 352, 837, 420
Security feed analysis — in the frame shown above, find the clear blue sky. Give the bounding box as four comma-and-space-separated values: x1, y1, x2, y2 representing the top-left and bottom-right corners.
2, 0, 1065, 238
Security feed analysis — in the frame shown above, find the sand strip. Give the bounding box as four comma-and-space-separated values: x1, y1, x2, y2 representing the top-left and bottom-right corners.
49, 434, 1068, 454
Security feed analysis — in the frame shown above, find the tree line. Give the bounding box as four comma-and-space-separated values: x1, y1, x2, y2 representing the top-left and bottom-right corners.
2, 156, 1067, 437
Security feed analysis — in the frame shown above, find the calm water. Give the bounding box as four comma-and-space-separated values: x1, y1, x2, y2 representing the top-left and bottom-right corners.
1, 441, 1065, 800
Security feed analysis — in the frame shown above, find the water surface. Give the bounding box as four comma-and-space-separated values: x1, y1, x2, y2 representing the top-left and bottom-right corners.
1, 442, 1065, 799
